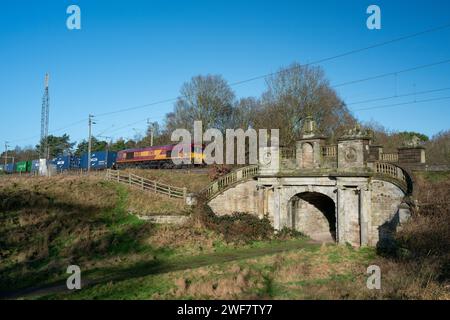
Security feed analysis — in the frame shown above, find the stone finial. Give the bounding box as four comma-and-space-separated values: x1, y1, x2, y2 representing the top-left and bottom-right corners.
403, 135, 422, 147
366, 129, 375, 142
301, 116, 318, 138
340, 124, 372, 140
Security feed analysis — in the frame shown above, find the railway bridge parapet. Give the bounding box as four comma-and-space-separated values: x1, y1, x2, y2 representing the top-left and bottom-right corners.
207, 118, 424, 247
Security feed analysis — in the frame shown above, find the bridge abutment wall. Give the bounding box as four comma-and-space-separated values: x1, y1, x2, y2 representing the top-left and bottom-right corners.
207, 175, 406, 247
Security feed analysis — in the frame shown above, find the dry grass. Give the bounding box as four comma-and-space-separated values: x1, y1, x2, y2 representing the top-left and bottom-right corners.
0, 174, 247, 296
0, 175, 117, 210
0, 174, 170, 292
149, 244, 370, 299
166, 266, 261, 299
122, 168, 210, 193
366, 170, 450, 300
2, 170, 449, 300
145, 223, 224, 255
125, 186, 188, 216
0, 174, 189, 217
158, 242, 450, 300
149, 171, 450, 301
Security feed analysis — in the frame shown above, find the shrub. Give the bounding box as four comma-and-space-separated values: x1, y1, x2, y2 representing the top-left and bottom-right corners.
191, 199, 273, 243
208, 165, 232, 181
390, 171, 450, 282
275, 227, 306, 240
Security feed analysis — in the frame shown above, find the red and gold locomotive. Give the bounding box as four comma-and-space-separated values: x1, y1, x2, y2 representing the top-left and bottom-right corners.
116, 143, 204, 169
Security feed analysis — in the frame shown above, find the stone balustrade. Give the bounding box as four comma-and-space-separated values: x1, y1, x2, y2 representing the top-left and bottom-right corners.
368, 161, 409, 193
380, 153, 399, 162
321, 145, 337, 158
203, 165, 259, 199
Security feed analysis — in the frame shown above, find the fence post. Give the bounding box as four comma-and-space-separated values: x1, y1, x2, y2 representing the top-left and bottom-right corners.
154, 181, 157, 193
129, 173, 131, 185
183, 187, 187, 200
168, 186, 171, 198
141, 176, 144, 190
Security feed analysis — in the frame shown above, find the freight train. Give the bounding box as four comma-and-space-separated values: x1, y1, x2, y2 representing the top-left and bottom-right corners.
0, 143, 204, 174
116, 143, 204, 169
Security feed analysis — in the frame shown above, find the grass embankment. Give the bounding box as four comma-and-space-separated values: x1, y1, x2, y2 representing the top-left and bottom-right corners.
43, 243, 376, 300
0, 175, 206, 295
120, 168, 212, 216
0, 175, 310, 299
120, 168, 213, 216
369, 170, 450, 299
1, 171, 449, 299
123, 168, 211, 193
0, 174, 374, 300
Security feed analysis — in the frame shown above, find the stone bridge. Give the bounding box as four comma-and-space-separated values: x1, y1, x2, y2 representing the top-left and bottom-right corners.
204, 118, 425, 247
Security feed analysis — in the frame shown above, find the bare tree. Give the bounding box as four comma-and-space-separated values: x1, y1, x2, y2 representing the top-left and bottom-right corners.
257, 62, 356, 145
231, 97, 262, 129
164, 74, 236, 133
425, 130, 450, 165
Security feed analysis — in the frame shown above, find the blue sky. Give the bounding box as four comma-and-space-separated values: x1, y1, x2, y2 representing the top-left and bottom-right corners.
1, 0, 450, 150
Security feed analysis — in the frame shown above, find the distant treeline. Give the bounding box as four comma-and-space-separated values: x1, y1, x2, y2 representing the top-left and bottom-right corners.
3, 62, 449, 165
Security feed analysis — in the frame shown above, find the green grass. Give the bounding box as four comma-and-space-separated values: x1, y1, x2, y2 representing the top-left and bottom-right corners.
1, 174, 385, 300
30, 240, 379, 300
124, 168, 211, 193
25, 238, 314, 299
0, 178, 161, 294
415, 170, 450, 183
0, 176, 320, 300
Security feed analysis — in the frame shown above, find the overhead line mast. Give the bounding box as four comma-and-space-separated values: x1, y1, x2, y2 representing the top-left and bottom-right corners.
40, 73, 50, 158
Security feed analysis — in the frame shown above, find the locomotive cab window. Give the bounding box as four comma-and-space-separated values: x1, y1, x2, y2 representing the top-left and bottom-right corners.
126, 152, 134, 159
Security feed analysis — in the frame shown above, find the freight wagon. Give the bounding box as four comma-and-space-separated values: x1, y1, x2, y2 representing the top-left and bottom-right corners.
70, 156, 81, 169
51, 155, 72, 171
31, 160, 40, 172
1, 143, 206, 175
15, 161, 32, 173
5, 163, 15, 174
80, 151, 117, 170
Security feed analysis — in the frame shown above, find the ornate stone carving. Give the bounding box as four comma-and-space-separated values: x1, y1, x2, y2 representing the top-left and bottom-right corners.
344, 147, 357, 162
262, 151, 272, 165
403, 135, 422, 147
301, 116, 319, 138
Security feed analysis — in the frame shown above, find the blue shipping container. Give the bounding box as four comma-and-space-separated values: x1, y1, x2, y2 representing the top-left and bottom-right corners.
80, 151, 117, 170
52, 155, 71, 171
70, 156, 81, 169
31, 160, 40, 172
5, 163, 15, 173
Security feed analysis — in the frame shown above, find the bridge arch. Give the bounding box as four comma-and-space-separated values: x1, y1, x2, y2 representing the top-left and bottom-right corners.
288, 191, 336, 242
206, 165, 410, 247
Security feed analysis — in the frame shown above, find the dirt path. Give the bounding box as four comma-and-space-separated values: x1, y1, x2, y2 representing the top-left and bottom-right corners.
2, 239, 318, 300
